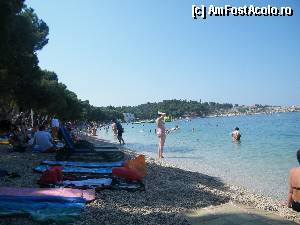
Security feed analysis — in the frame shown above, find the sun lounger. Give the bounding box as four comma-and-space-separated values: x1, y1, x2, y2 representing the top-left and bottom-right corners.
74, 139, 118, 149
56, 127, 124, 162
57, 126, 124, 162
59, 126, 118, 151
56, 149, 125, 162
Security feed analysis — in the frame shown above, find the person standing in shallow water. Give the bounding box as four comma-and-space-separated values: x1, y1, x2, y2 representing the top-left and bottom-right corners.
111, 120, 118, 136
156, 112, 166, 159
112, 119, 125, 145
231, 127, 241, 141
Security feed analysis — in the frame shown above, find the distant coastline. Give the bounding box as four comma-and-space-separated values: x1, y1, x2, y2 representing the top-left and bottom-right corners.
109, 100, 300, 122
126, 104, 300, 123
205, 105, 300, 118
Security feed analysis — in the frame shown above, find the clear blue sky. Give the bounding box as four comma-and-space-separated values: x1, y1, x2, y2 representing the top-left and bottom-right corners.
26, 0, 300, 107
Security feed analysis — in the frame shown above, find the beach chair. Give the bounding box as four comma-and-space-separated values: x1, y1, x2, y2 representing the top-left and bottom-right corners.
56, 126, 124, 162
59, 126, 118, 150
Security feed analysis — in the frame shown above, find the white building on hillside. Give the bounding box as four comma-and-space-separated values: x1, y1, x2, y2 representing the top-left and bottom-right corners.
123, 113, 135, 122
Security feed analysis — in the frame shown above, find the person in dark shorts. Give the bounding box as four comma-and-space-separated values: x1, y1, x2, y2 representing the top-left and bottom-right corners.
287, 149, 300, 212
113, 119, 125, 145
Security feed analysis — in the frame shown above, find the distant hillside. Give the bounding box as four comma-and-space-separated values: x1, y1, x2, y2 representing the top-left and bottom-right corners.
102, 99, 234, 120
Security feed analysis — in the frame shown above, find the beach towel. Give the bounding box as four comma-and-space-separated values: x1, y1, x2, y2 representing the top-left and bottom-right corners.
42, 160, 124, 168
63, 178, 112, 188
0, 187, 96, 202
112, 178, 145, 192
34, 165, 112, 174
0, 195, 85, 224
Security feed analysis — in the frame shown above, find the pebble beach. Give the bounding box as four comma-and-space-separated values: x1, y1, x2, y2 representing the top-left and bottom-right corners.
1, 141, 300, 225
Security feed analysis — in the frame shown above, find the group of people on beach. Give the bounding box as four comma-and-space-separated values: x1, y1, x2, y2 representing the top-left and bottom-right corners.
2, 111, 300, 215
0, 115, 62, 153
0, 114, 98, 153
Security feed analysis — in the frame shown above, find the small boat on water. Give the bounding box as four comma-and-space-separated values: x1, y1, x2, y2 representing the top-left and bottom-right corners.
132, 121, 142, 124
145, 119, 155, 123
164, 116, 172, 122
132, 119, 155, 124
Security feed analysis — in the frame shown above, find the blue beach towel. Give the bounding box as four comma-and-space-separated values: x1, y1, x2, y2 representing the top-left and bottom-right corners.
34, 165, 112, 174
42, 160, 124, 168
0, 195, 85, 224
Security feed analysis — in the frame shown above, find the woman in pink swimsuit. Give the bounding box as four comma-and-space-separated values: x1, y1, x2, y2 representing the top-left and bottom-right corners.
156, 112, 166, 159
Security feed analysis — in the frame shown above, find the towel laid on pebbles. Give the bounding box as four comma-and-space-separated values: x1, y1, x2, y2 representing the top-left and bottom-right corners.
0, 187, 96, 224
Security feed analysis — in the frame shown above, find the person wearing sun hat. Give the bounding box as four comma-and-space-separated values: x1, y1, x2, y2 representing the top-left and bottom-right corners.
156, 111, 166, 159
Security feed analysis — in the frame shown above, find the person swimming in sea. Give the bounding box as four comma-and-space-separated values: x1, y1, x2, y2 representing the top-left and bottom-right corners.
287, 149, 300, 212
167, 125, 180, 134
231, 127, 241, 141
173, 125, 180, 130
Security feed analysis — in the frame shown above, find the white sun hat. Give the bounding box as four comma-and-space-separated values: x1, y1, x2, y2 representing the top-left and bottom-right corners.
158, 111, 166, 115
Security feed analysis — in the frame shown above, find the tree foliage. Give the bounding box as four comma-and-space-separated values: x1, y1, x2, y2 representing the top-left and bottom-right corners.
0, 0, 120, 122
0, 1, 233, 123
111, 100, 233, 120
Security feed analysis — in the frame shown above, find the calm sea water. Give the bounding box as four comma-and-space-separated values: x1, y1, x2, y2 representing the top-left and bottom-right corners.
97, 112, 300, 200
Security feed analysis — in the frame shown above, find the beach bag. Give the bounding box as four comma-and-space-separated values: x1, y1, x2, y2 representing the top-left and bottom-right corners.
38, 166, 63, 185
12, 145, 26, 153
112, 167, 142, 181
0, 169, 8, 177
112, 155, 146, 181
125, 155, 146, 177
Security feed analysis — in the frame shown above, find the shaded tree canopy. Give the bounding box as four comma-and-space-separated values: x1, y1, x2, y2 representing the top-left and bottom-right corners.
0, 0, 121, 122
